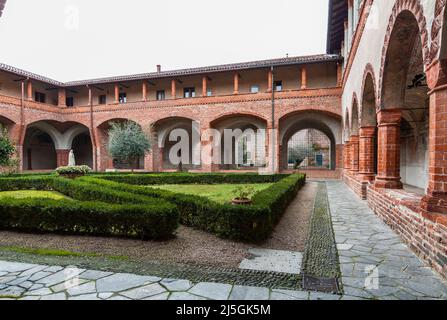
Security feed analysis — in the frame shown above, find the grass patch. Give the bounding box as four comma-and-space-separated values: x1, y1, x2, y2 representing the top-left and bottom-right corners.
0, 190, 70, 200
152, 183, 273, 204
0, 246, 130, 262
0, 246, 97, 258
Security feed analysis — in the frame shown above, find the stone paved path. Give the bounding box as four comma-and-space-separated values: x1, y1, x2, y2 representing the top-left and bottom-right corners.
326, 181, 447, 300
0, 260, 340, 300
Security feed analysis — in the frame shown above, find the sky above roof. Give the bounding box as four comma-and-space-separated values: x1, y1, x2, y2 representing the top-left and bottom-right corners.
0, 0, 329, 82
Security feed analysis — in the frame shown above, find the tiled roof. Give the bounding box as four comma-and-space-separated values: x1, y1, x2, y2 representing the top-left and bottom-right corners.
0, 0, 6, 17
0, 54, 342, 88
327, 0, 348, 54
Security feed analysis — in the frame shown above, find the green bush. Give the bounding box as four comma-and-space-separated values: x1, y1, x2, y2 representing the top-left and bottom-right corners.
0, 175, 178, 239
91, 172, 288, 185
55, 165, 91, 175
81, 174, 306, 242
0, 197, 177, 239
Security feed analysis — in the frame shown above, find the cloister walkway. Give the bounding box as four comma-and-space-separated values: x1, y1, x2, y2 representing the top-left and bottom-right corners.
0, 181, 446, 300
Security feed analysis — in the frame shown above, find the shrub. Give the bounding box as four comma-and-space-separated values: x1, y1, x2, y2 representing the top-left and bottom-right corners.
55, 165, 92, 175
0, 175, 179, 240
0, 127, 15, 167
0, 197, 177, 239
91, 172, 289, 185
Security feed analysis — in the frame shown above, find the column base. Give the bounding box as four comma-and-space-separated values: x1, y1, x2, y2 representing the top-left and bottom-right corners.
421, 194, 447, 215
374, 177, 403, 189
357, 173, 375, 182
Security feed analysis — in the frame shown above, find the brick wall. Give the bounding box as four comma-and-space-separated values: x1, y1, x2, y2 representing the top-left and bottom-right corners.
367, 185, 447, 279
343, 171, 368, 199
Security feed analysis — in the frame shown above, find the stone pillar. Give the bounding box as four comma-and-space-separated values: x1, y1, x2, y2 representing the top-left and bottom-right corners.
58, 88, 66, 107
233, 73, 239, 94
374, 109, 403, 189
301, 67, 307, 90
267, 69, 273, 92
56, 150, 70, 167
422, 86, 447, 214
114, 84, 119, 103
27, 80, 33, 101
358, 126, 376, 181
202, 76, 208, 97
350, 135, 359, 174
171, 80, 177, 99
142, 82, 147, 101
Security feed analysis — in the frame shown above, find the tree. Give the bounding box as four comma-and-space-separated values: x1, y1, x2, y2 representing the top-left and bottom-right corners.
107, 121, 151, 171
0, 126, 15, 167
289, 144, 315, 169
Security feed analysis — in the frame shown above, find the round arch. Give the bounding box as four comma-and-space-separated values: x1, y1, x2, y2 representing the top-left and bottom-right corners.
279, 111, 342, 170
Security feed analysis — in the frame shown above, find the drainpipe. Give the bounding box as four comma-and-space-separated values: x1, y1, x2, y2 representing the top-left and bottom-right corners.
271, 66, 276, 173
87, 85, 97, 171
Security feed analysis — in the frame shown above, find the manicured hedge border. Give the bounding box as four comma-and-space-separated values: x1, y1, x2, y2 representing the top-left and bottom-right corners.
89, 172, 289, 185
81, 174, 306, 242
0, 176, 178, 240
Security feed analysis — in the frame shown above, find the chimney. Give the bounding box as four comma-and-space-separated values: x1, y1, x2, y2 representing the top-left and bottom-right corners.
157, 65, 161, 73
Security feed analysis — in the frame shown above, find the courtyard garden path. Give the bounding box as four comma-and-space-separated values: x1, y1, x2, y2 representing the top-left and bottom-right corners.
326, 181, 447, 300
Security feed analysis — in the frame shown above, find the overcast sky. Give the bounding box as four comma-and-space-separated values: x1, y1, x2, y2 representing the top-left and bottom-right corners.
0, 0, 329, 82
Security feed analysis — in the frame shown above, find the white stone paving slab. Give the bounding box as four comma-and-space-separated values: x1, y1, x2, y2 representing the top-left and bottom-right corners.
239, 248, 302, 274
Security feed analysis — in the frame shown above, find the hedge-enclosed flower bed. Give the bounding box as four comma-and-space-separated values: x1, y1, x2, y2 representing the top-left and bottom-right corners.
0, 176, 178, 240
80, 173, 306, 242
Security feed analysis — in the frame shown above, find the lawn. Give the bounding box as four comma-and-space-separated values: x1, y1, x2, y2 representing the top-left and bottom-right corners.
152, 183, 273, 204
0, 190, 70, 200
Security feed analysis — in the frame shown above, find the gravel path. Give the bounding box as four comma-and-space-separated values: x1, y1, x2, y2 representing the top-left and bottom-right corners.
0, 182, 316, 269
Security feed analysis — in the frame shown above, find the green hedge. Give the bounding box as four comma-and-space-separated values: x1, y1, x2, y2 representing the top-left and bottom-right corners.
0, 198, 177, 239
80, 174, 306, 242
0, 176, 178, 240
90, 172, 289, 185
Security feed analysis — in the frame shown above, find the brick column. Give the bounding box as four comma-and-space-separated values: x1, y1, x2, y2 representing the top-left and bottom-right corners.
344, 140, 351, 171
56, 150, 70, 167
301, 67, 307, 89
202, 76, 208, 97
337, 62, 343, 86
27, 81, 33, 101
171, 80, 177, 99
233, 73, 239, 94
336, 144, 344, 169
114, 84, 119, 103
267, 69, 273, 92
358, 126, 376, 181
350, 135, 359, 174
422, 86, 447, 214
374, 109, 403, 189
142, 82, 147, 101
58, 88, 66, 107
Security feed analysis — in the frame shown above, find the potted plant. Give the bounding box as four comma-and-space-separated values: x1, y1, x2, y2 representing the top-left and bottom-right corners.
232, 185, 256, 205
55, 165, 92, 179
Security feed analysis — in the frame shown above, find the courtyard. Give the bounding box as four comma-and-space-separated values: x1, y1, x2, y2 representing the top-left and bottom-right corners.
0, 173, 446, 300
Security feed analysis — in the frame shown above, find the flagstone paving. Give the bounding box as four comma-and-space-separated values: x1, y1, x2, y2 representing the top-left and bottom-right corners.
0, 181, 446, 300
326, 181, 447, 300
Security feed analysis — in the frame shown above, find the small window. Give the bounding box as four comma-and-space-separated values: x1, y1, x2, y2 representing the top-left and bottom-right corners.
207, 88, 212, 97
35, 92, 46, 103
250, 85, 260, 94
99, 95, 107, 105
156, 90, 166, 101
184, 87, 196, 98
119, 92, 127, 103
275, 81, 283, 92
66, 97, 74, 107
